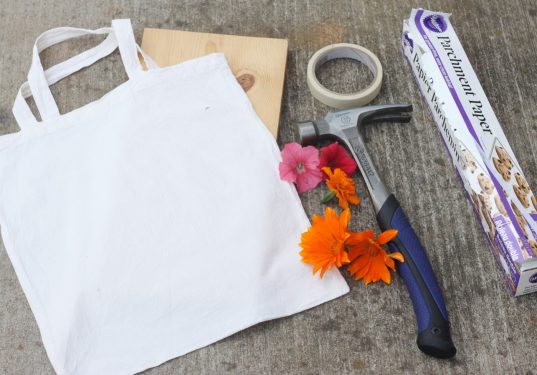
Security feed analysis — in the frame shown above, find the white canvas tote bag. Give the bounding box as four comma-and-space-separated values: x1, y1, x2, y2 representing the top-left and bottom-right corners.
1, 19, 349, 374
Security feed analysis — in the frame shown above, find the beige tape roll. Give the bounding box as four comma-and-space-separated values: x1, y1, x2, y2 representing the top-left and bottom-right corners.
307, 43, 383, 109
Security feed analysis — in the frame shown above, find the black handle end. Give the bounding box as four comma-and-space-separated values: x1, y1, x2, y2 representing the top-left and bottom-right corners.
417, 321, 456, 359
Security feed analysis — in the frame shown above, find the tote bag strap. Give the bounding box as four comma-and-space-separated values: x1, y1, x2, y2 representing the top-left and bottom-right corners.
12, 19, 157, 130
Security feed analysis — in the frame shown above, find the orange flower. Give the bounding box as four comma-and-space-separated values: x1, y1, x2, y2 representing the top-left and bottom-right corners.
322, 167, 360, 210
299, 207, 351, 278
347, 229, 404, 284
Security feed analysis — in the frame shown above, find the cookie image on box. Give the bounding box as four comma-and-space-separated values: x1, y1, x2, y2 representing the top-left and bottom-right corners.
493, 156, 511, 182
511, 201, 529, 239
513, 185, 530, 208
514, 172, 530, 195
470, 190, 482, 216
495, 145, 513, 170
479, 194, 495, 237
532, 194, 537, 213
511, 200, 523, 218
471, 190, 480, 207
463, 149, 477, 173
529, 240, 537, 257
494, 194, 507, 217
478, 173, 495, 196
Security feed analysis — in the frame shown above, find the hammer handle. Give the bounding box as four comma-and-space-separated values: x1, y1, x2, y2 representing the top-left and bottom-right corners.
376, 194, 456, 359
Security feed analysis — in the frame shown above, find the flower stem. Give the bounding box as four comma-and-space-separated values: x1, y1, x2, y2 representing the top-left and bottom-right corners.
321, 190, 337, 204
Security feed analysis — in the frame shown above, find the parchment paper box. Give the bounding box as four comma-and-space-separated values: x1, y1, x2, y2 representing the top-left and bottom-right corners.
403, 9, 537, 296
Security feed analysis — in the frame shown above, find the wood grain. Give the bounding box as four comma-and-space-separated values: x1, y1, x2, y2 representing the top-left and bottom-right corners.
141, 28, 288, 138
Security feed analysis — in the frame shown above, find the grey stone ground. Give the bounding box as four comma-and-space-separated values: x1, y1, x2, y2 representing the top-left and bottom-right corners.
1, 0, 537, 374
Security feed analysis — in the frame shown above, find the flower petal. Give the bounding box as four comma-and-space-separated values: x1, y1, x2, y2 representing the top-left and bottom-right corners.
280, 142, 303, 164
301, 145, 321, 165
367, 253, 384, 283
389, 252, 404, 263
319, 143, 357, 178
279, 161, 298, 182
336, 156, 358, 177
340, 251, 350, 265
339, 197, 349, 210
385, 256, 396, 271
377, 229, 398, 245
340, 208, 351, 229
347, 229, 374, 246
379, 265, 392, 284
319, 262, 332, 278
321, 166, 333, 177
295, 168, 323, 193
348, 253, 371, 275
348, 245, 366, 261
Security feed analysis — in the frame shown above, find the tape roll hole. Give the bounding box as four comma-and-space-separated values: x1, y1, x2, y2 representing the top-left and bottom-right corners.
307, 43, 383, 108
315, 58, 375, 95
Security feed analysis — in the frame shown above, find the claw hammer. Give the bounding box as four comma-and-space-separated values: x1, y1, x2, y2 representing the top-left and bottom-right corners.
297, 104, 456, 359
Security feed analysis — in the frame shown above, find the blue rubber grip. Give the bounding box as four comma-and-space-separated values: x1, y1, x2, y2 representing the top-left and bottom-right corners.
377, 194, 455, 359
389, 207, 448, 329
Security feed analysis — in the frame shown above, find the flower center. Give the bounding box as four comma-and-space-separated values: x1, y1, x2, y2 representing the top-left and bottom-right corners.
331, 239, 344, 255
368, 239, 381, 255
296, 162, 305, 174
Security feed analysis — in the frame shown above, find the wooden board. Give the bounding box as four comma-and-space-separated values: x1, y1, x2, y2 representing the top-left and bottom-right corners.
141, 28, 288, 138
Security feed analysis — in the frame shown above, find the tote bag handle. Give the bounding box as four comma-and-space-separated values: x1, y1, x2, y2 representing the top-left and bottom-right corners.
12, 19, 157, 130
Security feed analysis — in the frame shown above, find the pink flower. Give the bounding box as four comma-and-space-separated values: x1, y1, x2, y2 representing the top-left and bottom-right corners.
279, 142, 323, 193
319, 142, 357, 179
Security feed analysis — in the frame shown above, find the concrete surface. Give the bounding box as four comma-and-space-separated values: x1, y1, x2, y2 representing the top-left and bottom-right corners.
1, 0, 537, 374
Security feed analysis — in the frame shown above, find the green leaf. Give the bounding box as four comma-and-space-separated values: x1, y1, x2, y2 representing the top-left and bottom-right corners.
321, 191, 336, 204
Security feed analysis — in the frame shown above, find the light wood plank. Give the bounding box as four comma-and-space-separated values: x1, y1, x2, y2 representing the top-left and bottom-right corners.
141, 28, 288, 138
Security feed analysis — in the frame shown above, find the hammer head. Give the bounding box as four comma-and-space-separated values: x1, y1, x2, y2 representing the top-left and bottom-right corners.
297, 104, 412, 146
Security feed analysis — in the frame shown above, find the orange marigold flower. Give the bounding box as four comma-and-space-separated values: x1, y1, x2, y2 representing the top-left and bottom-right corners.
299, 207, 351, 278
322, 167, 360, 210
347, 229, 404, 284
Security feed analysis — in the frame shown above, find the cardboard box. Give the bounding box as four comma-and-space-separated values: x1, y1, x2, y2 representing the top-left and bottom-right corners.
403, 9, 537, 295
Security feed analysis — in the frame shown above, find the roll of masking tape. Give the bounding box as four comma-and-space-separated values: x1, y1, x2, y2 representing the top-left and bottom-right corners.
307, 43, 383, 109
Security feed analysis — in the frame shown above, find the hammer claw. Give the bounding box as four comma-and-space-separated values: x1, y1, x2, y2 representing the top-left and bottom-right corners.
359, 104, 413, 126
366, 112, 412, 124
